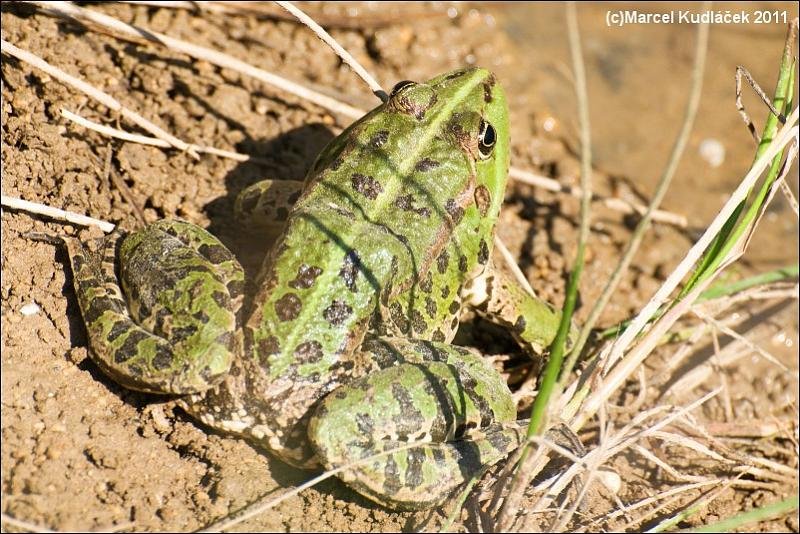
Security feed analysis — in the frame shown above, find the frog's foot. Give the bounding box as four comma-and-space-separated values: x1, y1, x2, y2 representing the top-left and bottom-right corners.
65, 220, 244, 395
308, 337, 526, 510
463, 262, 577, 355
234, 179, 304, 233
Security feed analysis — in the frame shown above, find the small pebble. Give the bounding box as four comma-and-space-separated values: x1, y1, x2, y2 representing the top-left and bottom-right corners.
699, 138, 725, 167
20, 302, 40, 316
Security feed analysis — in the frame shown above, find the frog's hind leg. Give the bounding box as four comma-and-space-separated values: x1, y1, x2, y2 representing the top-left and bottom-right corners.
234, 179, 304, 233
308, 337, 527, 510
64, 220, 243, 395
463, 262, 576, 356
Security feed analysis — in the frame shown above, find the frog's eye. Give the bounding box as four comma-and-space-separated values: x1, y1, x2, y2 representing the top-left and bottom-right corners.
478, 119, 496, 159
390, 80, 416, 97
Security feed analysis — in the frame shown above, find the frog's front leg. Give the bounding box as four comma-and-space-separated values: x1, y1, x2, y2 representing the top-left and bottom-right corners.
308, 337, 527, 510
234, 179, 304, 233
463, 260, 575, 356
65, 220, 244, 394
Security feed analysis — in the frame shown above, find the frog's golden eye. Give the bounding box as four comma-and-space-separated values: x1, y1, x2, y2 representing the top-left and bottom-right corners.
390, 80, 416, 97
478, 119, 496, 159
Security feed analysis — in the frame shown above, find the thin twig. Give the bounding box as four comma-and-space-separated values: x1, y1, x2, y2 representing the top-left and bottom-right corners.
602, 107, 798, 373
27, 1, 365, 120
1, 38, 198, 158
275, 1, 388, 101
509, 167, 688, 227
693, 308, 790, 371
558, 15, 709, 388
1, 195, 116, 233
493, 235, 537, 297
496, 2, 594, 528
60, 108, 268, 163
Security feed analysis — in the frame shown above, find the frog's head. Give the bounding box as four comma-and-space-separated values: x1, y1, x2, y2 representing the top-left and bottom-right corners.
386, 67, 510, 228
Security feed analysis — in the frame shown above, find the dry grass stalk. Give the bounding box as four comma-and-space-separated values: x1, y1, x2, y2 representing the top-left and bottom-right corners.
1, 195, 115, 233
60, 109, 264, 163
1, 38, 198, 157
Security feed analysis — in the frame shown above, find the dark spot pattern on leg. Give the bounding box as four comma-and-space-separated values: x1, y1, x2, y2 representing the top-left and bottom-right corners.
115, 330, 149, 364
411, 310, 427, 334
211, 290, 230, 309
425, 297, 437, 319
289, 264, 323, 289
405, 450, 425, 488
294, 340, 323, 363
107, 320, 129, 342
514, 315, 526, 334
432, 329, 446, 343
151, 345, 174, 370
436, 250, 450, 274
275, 293, 302, 321
449, 301, 460, 315
197, 243, 233, 264
414, 158, 440, 172
458, 255, 468, 273
390, 302, 409, 333
440, 285, 450, 299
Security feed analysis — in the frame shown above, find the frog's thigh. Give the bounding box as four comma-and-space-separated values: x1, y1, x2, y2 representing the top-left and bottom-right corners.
234, 179, 304, 232
464, 265, 574, 354
66, 221, 241, 395
308, 338, 525, 510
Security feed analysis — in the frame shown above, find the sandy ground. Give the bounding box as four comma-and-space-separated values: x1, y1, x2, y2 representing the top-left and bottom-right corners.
2, 2, 798, 532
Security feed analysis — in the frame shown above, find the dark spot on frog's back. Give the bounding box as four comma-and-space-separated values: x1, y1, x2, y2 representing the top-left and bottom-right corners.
289, 264, 323, 290
445, 199, 465, 225
436, 250, 450, 274
294, 340, 323, 363
420, 271, 433, 293
474, 185, 492, 217
425, 297, 437, 319
275, 293, 302, 322
414, 158, 440, 172
369, 130, 390, 148
478, 238, 489, 265
514, 315, 526, 334
339, 251, 360, 292
323, 300, 353, 326
458, 255, 468, 273
351, 173, 383, 200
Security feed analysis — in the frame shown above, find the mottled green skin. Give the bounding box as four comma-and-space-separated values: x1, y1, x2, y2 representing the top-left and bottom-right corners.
66, 68, 569, 510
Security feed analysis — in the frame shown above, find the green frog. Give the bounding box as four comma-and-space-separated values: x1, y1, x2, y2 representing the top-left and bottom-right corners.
64, 68, 568, 510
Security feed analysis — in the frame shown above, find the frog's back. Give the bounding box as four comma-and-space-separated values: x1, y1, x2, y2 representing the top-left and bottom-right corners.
240, 67, 509, 463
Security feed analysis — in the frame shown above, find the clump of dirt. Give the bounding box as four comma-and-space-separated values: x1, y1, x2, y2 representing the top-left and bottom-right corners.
2, 2, 797, 532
